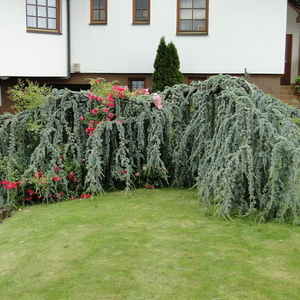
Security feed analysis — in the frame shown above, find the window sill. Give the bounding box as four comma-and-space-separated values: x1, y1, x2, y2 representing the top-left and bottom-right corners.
89, 22, 107, 25
177, 31, 208, 36
132, 21, 150, 25
27, 28, 61, 34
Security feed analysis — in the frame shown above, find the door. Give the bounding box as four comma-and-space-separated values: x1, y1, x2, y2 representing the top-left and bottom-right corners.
281, 34, 293, 85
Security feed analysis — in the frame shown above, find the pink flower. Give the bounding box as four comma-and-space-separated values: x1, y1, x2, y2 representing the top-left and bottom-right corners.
108, 113, 114, 118
82, 159, 86, 162
103, 107, 109, 113
89, 120, 94, 124
121, 170, 127, 174
72, 177, 78, 183
135, 172, 140, 176
91, 109, 99, 115
53, 176, 61, 181
106, 118, 111, 121
156, 105, 163, 110
87, 93, 95, 100
71, 196, 77, 200
107, 103, 115, 108
117, 120, 123, 124
58, 193, 64, 196
79, 116, 85, 121
142, 166, 147, 170
54, 166, 60, 171
27, 190, 35, 195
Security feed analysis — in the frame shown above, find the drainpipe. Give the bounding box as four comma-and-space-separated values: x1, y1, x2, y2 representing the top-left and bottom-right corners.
66, 0, 71, 78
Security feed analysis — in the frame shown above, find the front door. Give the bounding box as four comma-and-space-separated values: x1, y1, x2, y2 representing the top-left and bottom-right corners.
281, 34, 293, 85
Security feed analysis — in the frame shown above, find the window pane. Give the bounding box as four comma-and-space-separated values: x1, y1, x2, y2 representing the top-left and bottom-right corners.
38, 17, 47, 28
93, 10, 100, 20
27, 0, 37, 4
142, 0, 148, 9
48, 7, 56, 18
48, 19, 56, 29
142, 10, 148, 20
180, 9, 193, 19
94, 0, 99, 9
48, 0, 56, 6
136, 0, 143, 9
38, 6, 47, 17
180, 0, 192, 8
194, 0, 206, 9
100, 0, 105, 9
180, 20, 192, 30
38, 0, 46, 5
194, 9, 206, 19
193, 20, 205, 31
27, 5, 36, 16
27, 16, 37, 27
100, 10, 105, 20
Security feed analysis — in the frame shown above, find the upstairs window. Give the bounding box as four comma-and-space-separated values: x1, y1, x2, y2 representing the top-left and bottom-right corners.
91, 0, 107, 24
133, 0, 150, 24
177, 0, 208, 34
26, 0, 60, 33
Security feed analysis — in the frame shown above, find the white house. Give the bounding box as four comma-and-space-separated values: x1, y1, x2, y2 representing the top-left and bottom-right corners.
0, 0, 298, 113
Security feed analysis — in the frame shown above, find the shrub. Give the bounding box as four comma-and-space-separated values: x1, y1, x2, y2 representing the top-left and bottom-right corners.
6, 79, 52, 113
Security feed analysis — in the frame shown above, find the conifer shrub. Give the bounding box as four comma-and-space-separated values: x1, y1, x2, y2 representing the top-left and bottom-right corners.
152, 37, 183, 92
1, 75, 300, 224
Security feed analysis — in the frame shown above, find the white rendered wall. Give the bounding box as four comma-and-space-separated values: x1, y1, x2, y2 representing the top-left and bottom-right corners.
70, 0, 287, 75
286, 5, 300, 83
0, 0, 68, 77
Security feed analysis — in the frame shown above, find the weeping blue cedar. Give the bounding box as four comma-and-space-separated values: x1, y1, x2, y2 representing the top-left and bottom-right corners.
0, 74, 300, 223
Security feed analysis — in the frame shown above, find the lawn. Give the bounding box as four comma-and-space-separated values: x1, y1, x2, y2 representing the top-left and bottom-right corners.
0, 188, 299, 300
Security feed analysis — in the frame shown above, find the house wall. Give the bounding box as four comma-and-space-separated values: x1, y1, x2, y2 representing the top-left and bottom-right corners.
70, 0, 286, 75
286, 5, 300, 83
0, 0, 68, 77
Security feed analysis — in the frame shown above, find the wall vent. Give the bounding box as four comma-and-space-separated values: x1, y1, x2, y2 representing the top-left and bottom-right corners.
73, 63, 81, 73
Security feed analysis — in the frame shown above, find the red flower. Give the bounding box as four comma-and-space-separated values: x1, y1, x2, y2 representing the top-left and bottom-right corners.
79, 116, 85, 121
53, 176, 61, 181
107, 103, 115, 108
27, 190, 35, 195
87, 93, 95, 100
24, 197, 32, 201
72, 177, 78, 183
68, 172, 74, 178
105, 118, 111, 121
54, 166, 60, 171
108, 113, 114, 118
121, 170, 127, 174
145, 184, 154, 189
80, 194, 91, 199
103, 107, 109, 113
36, 172, 43, 178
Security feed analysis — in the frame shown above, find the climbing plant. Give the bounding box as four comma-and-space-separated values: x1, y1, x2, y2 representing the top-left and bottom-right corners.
1, 74, 300, 224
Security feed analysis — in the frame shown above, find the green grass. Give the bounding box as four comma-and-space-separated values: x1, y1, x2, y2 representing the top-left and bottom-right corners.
0, 188, 300, 300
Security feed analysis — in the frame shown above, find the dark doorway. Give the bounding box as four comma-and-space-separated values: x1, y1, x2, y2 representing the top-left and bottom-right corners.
281, 34, 293, 85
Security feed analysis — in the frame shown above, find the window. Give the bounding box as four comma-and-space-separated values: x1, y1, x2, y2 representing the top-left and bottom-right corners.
91, 0, 107, 24
188, 76, 207, 84
26, 0, 60, 33
177, 0, 208, 34
129, 78, 146, 91
133, 0, 150, 24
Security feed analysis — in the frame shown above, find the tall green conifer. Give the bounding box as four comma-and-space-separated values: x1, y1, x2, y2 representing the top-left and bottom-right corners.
166, 41, 183, 87
152, 37, 168, 92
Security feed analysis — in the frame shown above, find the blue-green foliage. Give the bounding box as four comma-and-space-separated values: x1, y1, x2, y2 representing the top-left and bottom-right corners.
1, 74, 300, 223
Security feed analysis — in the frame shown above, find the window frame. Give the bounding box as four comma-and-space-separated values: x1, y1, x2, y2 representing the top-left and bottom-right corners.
132, 0, 150, 24
90, 0, 108, 25
177, 0, 209, 35
26, 0, 61, 34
